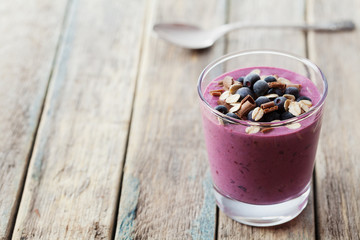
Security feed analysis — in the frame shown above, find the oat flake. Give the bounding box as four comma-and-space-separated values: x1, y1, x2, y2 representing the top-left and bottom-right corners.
246, 126, 260, 134
226, 94, 241, 104
286, 123, 301, 129
219, 91, 230, 101
252, 107, 264, 121
229, 104, 241, 113
251, 69, 261, 75
289, 101, 302, 116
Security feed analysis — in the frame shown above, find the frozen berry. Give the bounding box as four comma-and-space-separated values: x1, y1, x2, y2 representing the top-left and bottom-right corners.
243, 73, 260, 88
297, 96, 312, 102
263, 111, 280, 122
255, 96, 270, 107
215, 105, 228, 114
226, 112, 240, 119
281, 111, 295, 120
274, 97, 287, 112
285, 87, 299, 99
236, 76, 244, 84
236, 87, 255, 100
247, 110, 255, 121
253, 80, 269, 97
264, 76, 277, 83
267, 88, 284, 96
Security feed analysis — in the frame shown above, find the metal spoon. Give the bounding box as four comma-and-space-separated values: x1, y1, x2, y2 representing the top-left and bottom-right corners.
153, 20, 355, 49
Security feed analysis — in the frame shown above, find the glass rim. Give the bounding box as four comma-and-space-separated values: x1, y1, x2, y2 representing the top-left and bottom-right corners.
197, 49, 328, 127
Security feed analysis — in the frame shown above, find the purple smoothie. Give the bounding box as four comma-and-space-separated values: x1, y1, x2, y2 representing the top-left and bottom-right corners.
201, 67, 323, 205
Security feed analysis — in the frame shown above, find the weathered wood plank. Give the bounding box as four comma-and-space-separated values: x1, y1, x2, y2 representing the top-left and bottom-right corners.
218, 0, 316, 239
12, 0, 147, 239
0, 1, 68, 239
115, 0, 226, 239
307, 0, 360, 239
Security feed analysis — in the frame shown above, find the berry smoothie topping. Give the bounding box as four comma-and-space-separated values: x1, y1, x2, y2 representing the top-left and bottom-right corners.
209, 89, 224, 96
299, 100, 312, 112
229, 103, 241, 113
285, 87, 300, 98
226, 112, 240, 119
288, 101, 302, 116
252, 107, 264, 121
215, 105, 228, 114
253, 80, 269, 96
236, 86, 255, 100
260, 101, 275, 109
245, 126, 260, 134
268, 81, 286, 89
236, 76, 244, 83
210, 68, 314, 132
244, 73, 261, 88
264, 93, 279, 99
223, 76, 234, 90
264, 76, 277, 83
277, 77, 292, 85
286, 122, 301, 129
263, 105, 278, 114
287, 84, 301, 89
226, 94, 241, 104
283, 94, 296, 101
255, 96, 270, 107
237, 95, 256, 119
229, 83, 242, 94
260, 127, 274, 133
297, 96, 312, 102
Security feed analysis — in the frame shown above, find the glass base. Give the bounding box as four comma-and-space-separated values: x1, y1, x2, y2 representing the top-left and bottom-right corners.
214, 185, 310, 227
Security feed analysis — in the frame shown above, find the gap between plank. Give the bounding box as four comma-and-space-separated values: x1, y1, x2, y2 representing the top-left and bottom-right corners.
110, 0, 153, 239
304, 0, 319, 239
8, 0, 74, 238
223, 0, 231, 55
304, 0, 310, 63
313, 168, 320, 240
215, 207, 219, 240
216, 1, 231, 238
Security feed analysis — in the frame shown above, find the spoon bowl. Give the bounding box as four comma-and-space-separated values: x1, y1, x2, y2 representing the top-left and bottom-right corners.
153, 23, 216, 49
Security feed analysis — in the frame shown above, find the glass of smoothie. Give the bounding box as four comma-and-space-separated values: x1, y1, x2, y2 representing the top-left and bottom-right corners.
197, 50, 327, 226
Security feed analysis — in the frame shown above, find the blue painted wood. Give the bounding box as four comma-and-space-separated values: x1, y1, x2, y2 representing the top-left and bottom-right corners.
116, 175, 140, 240
0, 0, 69, 238
190, 171, 216, 240
12, 0, 148, 238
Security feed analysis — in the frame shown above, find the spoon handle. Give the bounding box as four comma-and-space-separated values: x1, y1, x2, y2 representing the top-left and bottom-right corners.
218, 20, 355, 33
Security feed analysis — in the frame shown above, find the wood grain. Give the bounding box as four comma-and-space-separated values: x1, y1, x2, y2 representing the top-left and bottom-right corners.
0, 1, 68, 239
218, 0, 316, 239
307, 0, 360, 239
115, 0, 226, 239
12, 0, 147, 239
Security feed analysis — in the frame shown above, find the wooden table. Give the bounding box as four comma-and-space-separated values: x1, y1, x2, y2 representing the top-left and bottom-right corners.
1, 0, 359, 239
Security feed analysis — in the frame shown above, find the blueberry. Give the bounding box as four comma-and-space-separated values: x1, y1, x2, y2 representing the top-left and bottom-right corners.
236, 87, 255, 100
247, 110, 255, 121
226, 112, 240, 119
224, 112, 240, 124
236, 76, 245, 84
274, 97, 287, 112
263, 111, 281, 122
253, 80, 269, 97
285, 87, 299, 99
297, 96, 312, 102
215, 105, 228, 114
264, 76, 277, 83
255, 96, 270, 107
267, 88, 284, 96
281, 111, 295, 120
243, 73, 260, 88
